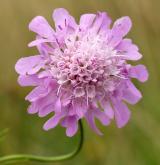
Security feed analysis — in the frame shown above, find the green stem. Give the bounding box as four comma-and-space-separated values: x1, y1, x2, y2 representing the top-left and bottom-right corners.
0, 120, 84, 164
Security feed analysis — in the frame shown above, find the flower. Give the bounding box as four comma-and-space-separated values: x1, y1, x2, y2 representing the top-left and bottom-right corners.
15, 8, 148, 137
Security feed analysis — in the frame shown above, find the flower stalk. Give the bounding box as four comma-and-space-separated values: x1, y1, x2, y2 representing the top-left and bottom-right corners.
0, 120, 84, 164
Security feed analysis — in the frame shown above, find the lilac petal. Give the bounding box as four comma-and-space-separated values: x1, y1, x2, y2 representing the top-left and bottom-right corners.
37, 43, 53, 56
29, 91, 57, 116
112, 98, 131, 128
38, 104, 54, 117
109, 16, 132, 47
61, 91, 72, 106
123, 51, 142, 61
43, 113, 65, 131
15, 55, 44, 75
52, 8, 77, 31
85, 111, 103, 135
43, 78, 58, 91
73, 98, 87, 118
35, 35, 55, 55
27, 103, 39, 114
54, 97, 62, 113
93, 108, 110, 126
25, 86, 49, 102
68, 105, 77, 116
37, 91, 57, 108
18, 75, 42, 86
122, 81, 142, 104
91, 12, 112, 34
129, 65, 149, 82
65, 116, 78, 137
113, 16, 132, 36
28, 39, 54, 47
98, 12, 112, 32
38, 71, 51, 79
60, 118, 68, 127
29, 16, 55, 38
117, 39, 138, 51
79, 14, 96, 30
101, 100, 114, 119
117, 39, 142, 60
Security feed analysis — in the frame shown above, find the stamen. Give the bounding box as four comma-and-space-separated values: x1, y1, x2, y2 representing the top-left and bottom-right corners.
113, 74, 128, 79
57, 85, 62, 96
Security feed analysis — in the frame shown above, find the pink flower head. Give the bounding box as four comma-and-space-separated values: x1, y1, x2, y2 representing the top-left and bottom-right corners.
15, 8, 148, 137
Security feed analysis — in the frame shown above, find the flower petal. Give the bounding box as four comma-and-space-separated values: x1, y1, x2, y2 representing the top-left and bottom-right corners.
91, 12, 112, 34
28, 39, 53, 47
93, 108, 110, 126
101, 100, 114, 119
35, 35, 55, 56
43, 113, 65, 131
111, 98, 131, 128
29, 16, 55, 38
117, 39, 138, 51
122, 81, 142, 104
85, 110, 103, 135
73, 98, 87, 118
18, 75, 42, 86
52, 8, 77, 31
113, 16, 132, 36
38, 104, 54, 117
65, 116, 78, 137
27, 102, 39, 114
116, 39, 142, 60
54, 97, 62, 113
61, 91, 72, 106
25, 86, 49, 102
129, 65, 149, 82
28, 91, 57, 116
38, 71, 51, 79
109, 16, 132, 47
15, 55, 44, 75
79, 14, 96, 30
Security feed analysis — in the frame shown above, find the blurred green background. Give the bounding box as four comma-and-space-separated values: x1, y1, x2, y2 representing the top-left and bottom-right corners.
0, 0, 160, 165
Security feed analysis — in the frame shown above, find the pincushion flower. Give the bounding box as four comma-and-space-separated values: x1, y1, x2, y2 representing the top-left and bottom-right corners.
15, 8, 148, 137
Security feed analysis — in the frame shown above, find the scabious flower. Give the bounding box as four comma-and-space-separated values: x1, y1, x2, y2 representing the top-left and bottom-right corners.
15, 8, 148, 137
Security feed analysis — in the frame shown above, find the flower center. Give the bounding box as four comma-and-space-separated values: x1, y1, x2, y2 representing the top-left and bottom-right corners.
50, 32, 126, 99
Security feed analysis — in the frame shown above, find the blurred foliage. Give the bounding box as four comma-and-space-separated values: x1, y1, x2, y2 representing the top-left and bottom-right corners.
0, 0, 160, 165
